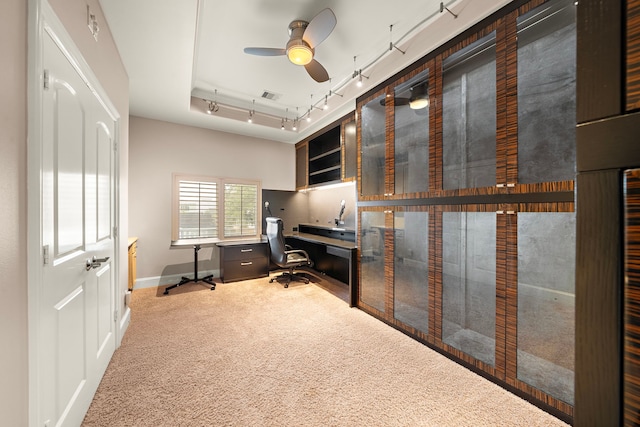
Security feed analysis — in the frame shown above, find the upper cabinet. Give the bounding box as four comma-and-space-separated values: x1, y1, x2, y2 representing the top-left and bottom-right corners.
357, 0, 576, 200
295, 112, 356, 190
360, 64, 433, 198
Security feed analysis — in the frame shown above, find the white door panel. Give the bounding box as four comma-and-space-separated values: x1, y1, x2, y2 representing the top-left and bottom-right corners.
37, 19, 117, 427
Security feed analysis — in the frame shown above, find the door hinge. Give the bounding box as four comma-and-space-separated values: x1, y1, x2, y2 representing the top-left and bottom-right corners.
113, 225, 118, 237
114, 310, 118, 322
113, 142, 118, 152
43, 69, 49, 90
43, 245, 49, 265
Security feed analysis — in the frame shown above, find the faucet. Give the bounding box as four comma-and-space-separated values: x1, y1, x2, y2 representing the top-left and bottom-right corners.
334, 200, 346, 227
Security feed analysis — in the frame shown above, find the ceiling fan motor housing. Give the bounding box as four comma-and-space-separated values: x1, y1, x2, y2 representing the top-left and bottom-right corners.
286, 20, 313, 65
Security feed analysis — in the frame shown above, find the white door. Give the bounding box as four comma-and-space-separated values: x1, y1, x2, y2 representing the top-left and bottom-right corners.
37, 23, 117, 427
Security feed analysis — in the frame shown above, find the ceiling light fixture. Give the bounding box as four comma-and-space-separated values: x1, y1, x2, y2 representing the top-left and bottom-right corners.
323, 95, 329, 110
409, 85, 429, 110
248, 99, 255, 123
286, 40, 313, 65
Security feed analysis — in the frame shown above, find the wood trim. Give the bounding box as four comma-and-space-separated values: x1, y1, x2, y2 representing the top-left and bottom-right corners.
576, 0, 622, 123
575, 169, 621, 426
628, 0, 640, 111
625, 168, 640, 425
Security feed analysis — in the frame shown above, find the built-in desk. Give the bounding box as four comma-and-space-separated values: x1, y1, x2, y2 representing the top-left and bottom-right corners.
286, 224, 357, 307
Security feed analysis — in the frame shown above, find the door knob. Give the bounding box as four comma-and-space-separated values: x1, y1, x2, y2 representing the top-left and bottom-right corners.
86, 256, 110, 270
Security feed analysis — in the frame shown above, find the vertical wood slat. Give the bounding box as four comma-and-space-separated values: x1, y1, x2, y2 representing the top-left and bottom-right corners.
384, 210, 395, 321
496, 16, 509, 187
628, 0, 640, 111
504, 11, 519, 185
625, 169, 640, 426
433, 56, 443, 191
428, 207, 437, 344
433, 210, 443, 345
503, 208, 518, 383
495, 209, 510, 381
386, 88, 395, 197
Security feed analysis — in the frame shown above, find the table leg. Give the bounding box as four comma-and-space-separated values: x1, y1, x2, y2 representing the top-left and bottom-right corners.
164, 244, 216, 295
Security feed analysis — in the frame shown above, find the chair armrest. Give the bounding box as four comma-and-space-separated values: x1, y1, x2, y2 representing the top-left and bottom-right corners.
285, 244, 293, 250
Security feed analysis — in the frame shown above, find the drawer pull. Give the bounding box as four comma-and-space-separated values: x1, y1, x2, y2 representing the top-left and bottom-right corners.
240, 261, 253, 266
240, 248, 253, 253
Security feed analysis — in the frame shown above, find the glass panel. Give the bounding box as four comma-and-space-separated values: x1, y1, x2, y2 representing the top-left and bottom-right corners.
394, 70, 429, 194
224, 183, 258, 237
343, 120, 357, 180
517, 0, 576, 184
360, 94, 387, 196
394, 211, 429, 333
517, 211, 575, 405
442, 34, 497, 190
360, 211, 386, 312
442, 212, 496, 366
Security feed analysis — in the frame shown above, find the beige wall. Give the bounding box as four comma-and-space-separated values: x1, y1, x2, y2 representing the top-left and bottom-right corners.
1, 1, 28, 425
0, 0, 129, 424
129, 116, 295, 286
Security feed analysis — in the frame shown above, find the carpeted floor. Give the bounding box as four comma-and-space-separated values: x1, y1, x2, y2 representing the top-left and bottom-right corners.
82, 270, 569, 426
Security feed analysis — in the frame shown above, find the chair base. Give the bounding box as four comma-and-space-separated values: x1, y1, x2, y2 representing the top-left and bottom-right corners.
269, 269, 309, 288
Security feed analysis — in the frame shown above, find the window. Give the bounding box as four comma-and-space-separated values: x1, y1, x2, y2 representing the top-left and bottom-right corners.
172, 174, 261, 241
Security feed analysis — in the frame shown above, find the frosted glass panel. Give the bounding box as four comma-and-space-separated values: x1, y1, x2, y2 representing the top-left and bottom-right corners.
394, 70, 429, 194
394, 212, 429, 333
360, 211, 385, 312
361, 94, 387, 196
442, 34, 496, 190
517, 211, 575, 405
442, 212, 496, 366
517, 0, 576, 184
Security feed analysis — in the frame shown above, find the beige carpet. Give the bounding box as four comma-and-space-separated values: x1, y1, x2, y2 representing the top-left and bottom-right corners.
82, 270, 569, 426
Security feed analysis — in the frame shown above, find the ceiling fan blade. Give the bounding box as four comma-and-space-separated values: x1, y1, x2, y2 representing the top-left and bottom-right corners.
302, 8, 336, 48
243, 47, 286, 56
379, 98, 411, 106
305, 59, 329, 82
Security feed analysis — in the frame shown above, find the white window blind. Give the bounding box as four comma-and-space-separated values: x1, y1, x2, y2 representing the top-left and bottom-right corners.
178, 180, 218, 239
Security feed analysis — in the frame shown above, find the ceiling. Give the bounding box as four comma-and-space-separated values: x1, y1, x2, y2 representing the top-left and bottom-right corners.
99, 0, 511, 144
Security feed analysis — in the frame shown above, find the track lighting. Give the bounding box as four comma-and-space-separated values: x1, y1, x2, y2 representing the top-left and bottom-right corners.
292, 119, 298, 131
206, 100, 218, 114
281, 118, 285, 130
355, 70, 369, 87
248, 99, 255, 123
323, 95, 329, 110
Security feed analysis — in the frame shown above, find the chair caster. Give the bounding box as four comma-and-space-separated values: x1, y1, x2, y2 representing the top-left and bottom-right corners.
284, 283, 289, 288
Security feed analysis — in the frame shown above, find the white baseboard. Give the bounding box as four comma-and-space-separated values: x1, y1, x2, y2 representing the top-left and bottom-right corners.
133, 270, 219, 289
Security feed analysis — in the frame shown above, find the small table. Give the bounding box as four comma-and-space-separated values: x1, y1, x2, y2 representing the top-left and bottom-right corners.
164, 238, 218, 295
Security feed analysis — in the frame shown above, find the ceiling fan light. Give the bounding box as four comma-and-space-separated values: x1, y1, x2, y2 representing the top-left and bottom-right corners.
409, 97, 429, 110
287, 41, 313, 65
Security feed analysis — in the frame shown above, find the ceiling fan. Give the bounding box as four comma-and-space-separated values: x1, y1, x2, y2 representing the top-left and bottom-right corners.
243, 8, 337, 83
380, 83, 430, 110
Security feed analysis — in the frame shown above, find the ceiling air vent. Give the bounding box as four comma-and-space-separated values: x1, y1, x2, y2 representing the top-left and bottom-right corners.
261, 90, 281, 101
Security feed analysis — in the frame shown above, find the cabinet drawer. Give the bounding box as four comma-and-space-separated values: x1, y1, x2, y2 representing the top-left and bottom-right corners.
221, 243, 268, 261
221, 257, 269, 283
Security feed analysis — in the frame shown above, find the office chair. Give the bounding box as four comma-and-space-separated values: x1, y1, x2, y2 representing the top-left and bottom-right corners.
266, 217, 312, 288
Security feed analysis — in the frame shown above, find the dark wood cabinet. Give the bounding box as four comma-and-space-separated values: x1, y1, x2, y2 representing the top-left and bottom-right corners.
356, 0, 576, 422
218, 241, 269, 283
295, 112, 356, 190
